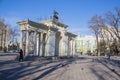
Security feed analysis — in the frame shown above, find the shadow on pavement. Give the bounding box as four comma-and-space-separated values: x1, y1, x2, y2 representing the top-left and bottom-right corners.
33, 58, 76, 80
90, 58, 120, 80
0, 57, 76, 80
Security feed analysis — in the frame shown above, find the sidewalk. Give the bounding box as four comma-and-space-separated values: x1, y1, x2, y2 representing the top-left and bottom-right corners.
0, 55, 120, 80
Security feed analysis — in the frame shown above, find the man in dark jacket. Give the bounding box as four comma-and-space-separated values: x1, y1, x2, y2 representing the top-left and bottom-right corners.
19, 49, 24, 61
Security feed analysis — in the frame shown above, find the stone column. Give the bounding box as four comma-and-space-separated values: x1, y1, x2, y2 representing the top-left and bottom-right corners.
25, 31, 29, 56
20, 30, 23, 49
67, 36, 69, 56
70, 39, 72, 56
73, 40, 75, 55
45, 32, 50, 56
34, 32, 36, 55
62, 33, 66, 56
72, 40, 74, 56
36, 33, 40, 56
37, 33, 40, 56
68, 37, 71, 56
71, 40, 73, 56
44, 34, 47, 56
40, 32, 43, 56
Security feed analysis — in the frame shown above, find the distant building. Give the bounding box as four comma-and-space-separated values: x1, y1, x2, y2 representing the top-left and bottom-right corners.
76, 35, 97, 54
17, 11, 76, 57
0, 25, 9, 51
99, 26, 120, 54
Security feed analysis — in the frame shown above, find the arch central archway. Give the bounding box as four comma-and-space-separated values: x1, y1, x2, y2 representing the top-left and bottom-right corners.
42, 33, 47, 56
55, 32, 61, 56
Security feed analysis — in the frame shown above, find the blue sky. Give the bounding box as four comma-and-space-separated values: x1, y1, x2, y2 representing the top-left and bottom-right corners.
0, 0, 120, 36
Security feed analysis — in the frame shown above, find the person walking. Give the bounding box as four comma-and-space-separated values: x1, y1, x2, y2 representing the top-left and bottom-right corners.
19, 49, 24, 61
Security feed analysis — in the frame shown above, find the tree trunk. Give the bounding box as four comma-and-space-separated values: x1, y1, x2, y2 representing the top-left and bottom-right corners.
96, 35, 100, 56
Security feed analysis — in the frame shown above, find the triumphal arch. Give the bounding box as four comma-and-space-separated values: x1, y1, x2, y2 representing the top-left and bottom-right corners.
17, 11, 76, 57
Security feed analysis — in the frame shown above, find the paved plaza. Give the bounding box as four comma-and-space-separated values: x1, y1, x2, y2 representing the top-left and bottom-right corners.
0, 53, 120, 80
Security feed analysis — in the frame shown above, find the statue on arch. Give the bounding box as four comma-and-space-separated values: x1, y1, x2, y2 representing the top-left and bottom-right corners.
53, 10, 59, 21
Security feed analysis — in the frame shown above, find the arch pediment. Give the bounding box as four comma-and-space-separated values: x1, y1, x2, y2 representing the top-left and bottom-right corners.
17, 20, 49, 30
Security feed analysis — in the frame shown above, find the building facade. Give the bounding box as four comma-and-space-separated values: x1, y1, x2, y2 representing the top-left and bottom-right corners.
0, 25, 9, 51
76, 35, 97, 54
17, 13, 76, 57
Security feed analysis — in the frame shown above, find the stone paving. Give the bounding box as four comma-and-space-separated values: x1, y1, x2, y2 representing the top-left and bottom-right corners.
0, 54, 120, 80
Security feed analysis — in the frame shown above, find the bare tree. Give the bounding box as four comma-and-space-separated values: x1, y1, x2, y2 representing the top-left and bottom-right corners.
9, 26, 19, 43
105, 7, 120, 55
89, 15, 105, 56
0, 17, 6, 30
88, 7, 120, 56
0, 17, 8, 50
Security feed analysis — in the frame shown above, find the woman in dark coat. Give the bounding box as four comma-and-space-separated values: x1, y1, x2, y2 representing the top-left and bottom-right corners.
19, 49, 24, 61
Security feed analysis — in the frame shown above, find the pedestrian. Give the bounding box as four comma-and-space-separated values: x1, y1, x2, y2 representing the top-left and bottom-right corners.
19, 49, 24, 62
4, 47, 7, 53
